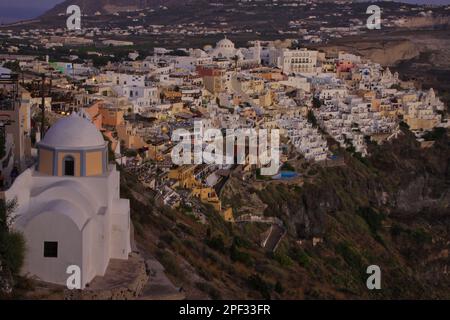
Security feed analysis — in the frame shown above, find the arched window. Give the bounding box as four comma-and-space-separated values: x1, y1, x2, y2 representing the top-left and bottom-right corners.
63, 156, 75, 176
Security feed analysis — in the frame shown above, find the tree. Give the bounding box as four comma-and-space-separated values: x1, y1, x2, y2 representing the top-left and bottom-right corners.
0, 199, 18, 232
312, 97, 322, 109
247, 274, 272, 300
232, 55, 239, 72
307, 110, 318, 127
0, 198, 25, 296
423, 127, 447, 142
399, 121, 410, 130
274, 280, 284, 294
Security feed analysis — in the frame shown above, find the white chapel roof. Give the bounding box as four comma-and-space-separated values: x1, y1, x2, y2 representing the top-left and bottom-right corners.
40, 112, 105, 149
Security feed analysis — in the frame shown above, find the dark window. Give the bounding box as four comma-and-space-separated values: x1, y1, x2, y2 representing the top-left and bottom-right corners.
63, 156, 75, 176
44, 241, 58, 258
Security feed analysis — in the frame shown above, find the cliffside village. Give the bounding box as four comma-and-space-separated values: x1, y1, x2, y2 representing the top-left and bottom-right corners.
0, 37, 448, 223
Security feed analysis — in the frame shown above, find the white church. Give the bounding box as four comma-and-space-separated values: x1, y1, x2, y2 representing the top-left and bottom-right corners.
208, 37, 262, 66
6, 112, 132, 289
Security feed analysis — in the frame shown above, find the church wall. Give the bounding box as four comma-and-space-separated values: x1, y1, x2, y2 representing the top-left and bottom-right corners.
82, 219, 96, 288
86, 151, 103, 176
22, 212, 83, 287
39, 149, 54, 175
29, 173, 115, 283
12, 164, 130, 288
110, 199, 131, 260
97, 212, 111, 277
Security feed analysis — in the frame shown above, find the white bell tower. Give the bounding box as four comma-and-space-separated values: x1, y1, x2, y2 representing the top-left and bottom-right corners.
254, 41, 261, 65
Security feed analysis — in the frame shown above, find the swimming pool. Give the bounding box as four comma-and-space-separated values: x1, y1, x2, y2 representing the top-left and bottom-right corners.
272, 171, 299, 180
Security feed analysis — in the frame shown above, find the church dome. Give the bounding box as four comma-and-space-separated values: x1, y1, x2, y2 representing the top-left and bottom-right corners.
216, 37, 235, 49
40, 113, 105, 149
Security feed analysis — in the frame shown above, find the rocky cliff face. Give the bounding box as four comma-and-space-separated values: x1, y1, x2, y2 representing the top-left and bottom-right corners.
395, 15, 450, 29
234, 129, 450, 298
319, 39, 421, 66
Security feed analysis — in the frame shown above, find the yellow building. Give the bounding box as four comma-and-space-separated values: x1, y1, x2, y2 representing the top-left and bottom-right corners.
221, 207, 234, 222
401, 94, 417, 104
258, 91, 273, 108
116, 123, 147, 150
404, 103, 442, 131
169, 166, 232, 218
168, 165, 200, 189
162, 89, 182, 102
192, 187, 222, 212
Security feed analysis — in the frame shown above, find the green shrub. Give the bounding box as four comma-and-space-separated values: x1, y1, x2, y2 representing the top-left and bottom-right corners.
155, 249, 184, 280
0, 199, 25, 278
289, 247, 311, 267
247, 274, 272, 300
0, 231, 25, 276
274, 251, 294, 267
391, 223, 405, 237
274, 280, 284, 294
335, 242, 364, 273
357, 207, 385, 235
205, 235, 226, 253
195, 282, 222, 300
232, 236, 252, 249
410, 229, 432, 245
230, 243, 253, 267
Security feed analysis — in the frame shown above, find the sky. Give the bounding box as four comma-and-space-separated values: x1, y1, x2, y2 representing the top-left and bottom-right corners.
0, 0, 449, 23
0, 0, 64, 23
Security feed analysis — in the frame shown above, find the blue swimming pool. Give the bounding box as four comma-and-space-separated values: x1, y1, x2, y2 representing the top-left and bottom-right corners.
272, 171, 299, 180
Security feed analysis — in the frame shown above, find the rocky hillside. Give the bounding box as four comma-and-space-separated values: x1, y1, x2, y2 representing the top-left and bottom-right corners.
397, 15, 450, 29
120, 127, 449, 300
318, 39, 421, 66
43, 0, 182, 16
9, 127, 448, 300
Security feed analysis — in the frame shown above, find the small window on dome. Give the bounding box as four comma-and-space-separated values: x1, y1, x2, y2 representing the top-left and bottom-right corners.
63, 156, 75, 176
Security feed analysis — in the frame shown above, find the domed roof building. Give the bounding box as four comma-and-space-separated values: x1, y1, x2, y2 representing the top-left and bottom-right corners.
37, 112, 108, 177
208, 37, 261, 67
7, 112, 131, 289
210, 36, 243, 59
40, 112, 106, 148
216, 37, 235, 50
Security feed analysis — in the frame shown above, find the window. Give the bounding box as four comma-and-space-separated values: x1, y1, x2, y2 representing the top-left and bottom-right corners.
63, 156, 75, 176
44, 241, 58, 258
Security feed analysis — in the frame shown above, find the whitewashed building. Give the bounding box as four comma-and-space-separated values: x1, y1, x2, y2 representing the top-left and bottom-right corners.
7, 113, 131, 289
